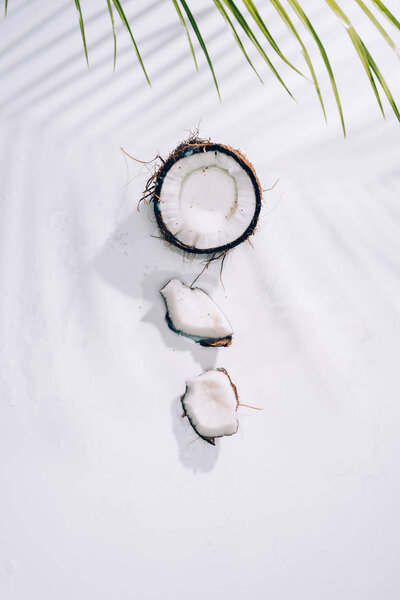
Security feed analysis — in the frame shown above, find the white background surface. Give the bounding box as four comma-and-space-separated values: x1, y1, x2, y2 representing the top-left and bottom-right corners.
1, 1, 400, 598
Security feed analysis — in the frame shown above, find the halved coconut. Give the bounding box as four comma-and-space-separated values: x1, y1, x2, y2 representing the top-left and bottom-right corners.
181, 368, 239, 445
149, 138, 262, 254
160, 278, 233, 347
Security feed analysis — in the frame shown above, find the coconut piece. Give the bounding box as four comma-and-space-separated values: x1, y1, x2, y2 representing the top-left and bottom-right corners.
148, 138, 262, 254
181, 368, 239, 445
160, 279, 233, 347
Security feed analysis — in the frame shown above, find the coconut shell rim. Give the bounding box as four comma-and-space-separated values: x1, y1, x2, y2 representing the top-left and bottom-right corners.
181, 367, 239, 446
160, 279, 233, 348
152, 142, 262, 255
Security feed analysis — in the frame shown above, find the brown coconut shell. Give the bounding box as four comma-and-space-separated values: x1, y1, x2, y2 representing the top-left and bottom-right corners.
148, 138, 262, 255
161, 287, 233, 348
181, 368, 239, 446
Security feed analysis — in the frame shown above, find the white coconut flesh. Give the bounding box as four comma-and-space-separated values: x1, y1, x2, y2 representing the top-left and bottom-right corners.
182, 369, 239, 441
159, 150, 257, 250
160, 279, 233, 345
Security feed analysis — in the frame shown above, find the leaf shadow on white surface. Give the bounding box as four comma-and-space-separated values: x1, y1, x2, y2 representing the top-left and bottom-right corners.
0, 0, 296, 140
0, 2, 98, 83
170, 396, 220, 472
0, 0, 176, 115
0, 2, 71, 66
71, 19, 236, 136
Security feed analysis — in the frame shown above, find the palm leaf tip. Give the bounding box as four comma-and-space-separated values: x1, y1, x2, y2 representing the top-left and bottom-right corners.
74, 0, 89, 65
173, 0, 198, 70
223, 0, 293, 97
267, 0, 327, 120
106, 0, 117, 71
326, 0, 399, 122
241, 0, 303, 76
286, 0, 345, 134
365, 45, 400, 121
112, 0, 151, 85
354, 0, 399, 55
213, 0, 263, 82
179, 0, 220, 99
370, 0, 400, 31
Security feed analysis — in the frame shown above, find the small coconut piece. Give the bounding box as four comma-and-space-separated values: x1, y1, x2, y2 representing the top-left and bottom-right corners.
147, 137, 262, 255
160, 279, 233, 347
181, 368, 239, 445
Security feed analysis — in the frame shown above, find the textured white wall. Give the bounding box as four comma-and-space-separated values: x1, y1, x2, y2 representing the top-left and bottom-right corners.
1, 1, 400, 599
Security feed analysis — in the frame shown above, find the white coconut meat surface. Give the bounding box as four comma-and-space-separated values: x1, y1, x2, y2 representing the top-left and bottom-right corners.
156, 148, 260, 252
182, 369, 239, 443
160, 279, 233, 346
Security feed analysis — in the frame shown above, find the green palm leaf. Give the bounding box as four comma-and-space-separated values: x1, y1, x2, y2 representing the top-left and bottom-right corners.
112, 0, 150, 85
267, 0, 327, 120
178, 0, 220, 98
286, 0, 345, 134
74, 0, 89, 66
348, 26, 385, 115
222, 0, 294, 97
106, 0, 117, 71
213, 0, 263, 83
354, 0, 399, 54
325, 0, 399, 121
362, 39, 400, 120
9, 0, 399, 133
240, 0, 302, 75
369, 0, 400, 30
172, 0, 198, 70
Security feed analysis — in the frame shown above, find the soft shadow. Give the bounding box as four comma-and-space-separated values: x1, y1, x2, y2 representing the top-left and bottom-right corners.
95, 205, 222, 470
171, 397, 220, 473
141, 270, 219, 372
94, 207, 220, 371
